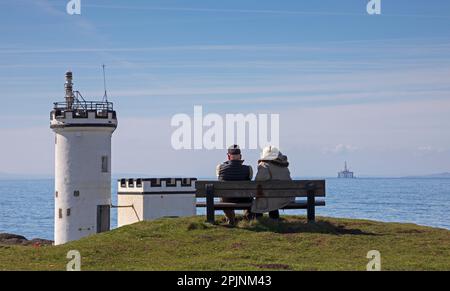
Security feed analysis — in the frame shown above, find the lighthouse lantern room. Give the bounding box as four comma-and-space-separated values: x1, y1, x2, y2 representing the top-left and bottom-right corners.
50, 71, 118, 245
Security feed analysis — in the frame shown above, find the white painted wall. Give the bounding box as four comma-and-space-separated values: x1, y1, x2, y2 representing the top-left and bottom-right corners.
117, 179, 196, 227
52, 119, 116, 245
143, 194, 196, 220
117, 194, 143, 227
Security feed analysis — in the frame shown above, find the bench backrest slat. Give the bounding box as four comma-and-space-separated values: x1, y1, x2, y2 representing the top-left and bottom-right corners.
195, 180, 325, 198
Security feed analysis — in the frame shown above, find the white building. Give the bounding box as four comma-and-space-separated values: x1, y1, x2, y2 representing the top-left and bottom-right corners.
117, 178, 197, 227
50, 71, 118, 245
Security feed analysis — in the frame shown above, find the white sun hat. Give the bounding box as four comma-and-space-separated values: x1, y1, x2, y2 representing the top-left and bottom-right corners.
260, 146, 280, 161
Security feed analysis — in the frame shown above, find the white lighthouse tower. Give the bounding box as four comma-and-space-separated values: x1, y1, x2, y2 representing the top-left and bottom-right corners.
50, 71, 118, 245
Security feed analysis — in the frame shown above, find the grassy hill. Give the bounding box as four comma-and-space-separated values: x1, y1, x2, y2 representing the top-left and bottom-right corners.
1, 216, 449, 271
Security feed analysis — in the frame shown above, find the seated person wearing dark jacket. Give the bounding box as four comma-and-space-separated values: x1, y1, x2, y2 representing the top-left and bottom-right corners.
216, 145, 253, 225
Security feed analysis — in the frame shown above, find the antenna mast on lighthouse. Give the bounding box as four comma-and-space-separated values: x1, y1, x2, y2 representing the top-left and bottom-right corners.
102, 64, 108, 102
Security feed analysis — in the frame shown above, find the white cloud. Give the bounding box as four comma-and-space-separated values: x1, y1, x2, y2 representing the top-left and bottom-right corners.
81, 4, 450, 19
323, 144, 360, 155
416, 146, 447, 155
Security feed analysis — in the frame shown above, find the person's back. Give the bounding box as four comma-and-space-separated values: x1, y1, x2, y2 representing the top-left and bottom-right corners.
217, 160, 252, 182
216, 145, 253, 225
255, 154, 291, 181
252, 146, 294, 219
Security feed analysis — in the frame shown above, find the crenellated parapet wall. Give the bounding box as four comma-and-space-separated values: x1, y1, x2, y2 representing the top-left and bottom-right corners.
117, 178, 197, 227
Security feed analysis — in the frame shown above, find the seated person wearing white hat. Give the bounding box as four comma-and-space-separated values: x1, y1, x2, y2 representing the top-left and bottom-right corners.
251, 146, 294, 219
216, 145, 254, 225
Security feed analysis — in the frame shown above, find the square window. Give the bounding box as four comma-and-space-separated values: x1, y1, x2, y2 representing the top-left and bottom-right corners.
74, 190, 80, 197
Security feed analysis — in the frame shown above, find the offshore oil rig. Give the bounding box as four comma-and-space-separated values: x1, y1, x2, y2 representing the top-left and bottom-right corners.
338, 161, 355, 178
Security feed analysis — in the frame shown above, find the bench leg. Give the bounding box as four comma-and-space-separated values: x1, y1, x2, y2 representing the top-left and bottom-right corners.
307, 190, 315, 223
206, 184, 215, 223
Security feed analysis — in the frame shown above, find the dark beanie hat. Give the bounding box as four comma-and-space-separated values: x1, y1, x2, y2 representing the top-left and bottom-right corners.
227, 144, 241, 155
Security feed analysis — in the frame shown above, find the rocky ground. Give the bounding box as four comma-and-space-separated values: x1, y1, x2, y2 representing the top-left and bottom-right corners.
0, 233, 53, 246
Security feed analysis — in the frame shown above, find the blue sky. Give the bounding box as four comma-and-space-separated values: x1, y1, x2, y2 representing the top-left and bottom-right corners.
1, 0, 450, 177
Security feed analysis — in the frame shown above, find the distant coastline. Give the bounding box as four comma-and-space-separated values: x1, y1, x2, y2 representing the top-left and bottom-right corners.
1, 172, 450, 180
401, 172, 450, 179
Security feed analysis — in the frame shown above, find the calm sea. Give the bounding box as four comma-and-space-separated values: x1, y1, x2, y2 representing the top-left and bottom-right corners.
0, 178, 449, 240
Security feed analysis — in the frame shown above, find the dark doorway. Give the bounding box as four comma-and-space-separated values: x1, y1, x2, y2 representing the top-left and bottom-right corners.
97, 205, 110, 233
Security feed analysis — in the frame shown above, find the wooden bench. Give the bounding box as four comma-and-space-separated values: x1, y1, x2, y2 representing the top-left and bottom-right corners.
195, 180, 326, 223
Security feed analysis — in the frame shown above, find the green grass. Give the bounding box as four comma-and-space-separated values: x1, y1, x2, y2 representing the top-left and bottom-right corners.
1, 216, 449, 271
